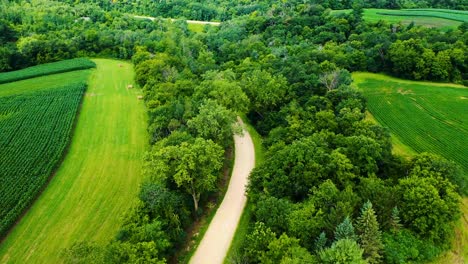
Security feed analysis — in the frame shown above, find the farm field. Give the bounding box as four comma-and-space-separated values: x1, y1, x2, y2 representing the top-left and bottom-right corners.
353, 72, 468, 174
331, 8, 465, 29
0, 59, 147, 263
355, 73, 468, 263
0, 58, 96, 84
0, 66, 92, 238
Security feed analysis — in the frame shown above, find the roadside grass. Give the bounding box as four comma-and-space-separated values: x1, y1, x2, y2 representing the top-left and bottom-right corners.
224, 115, 264, 264
331, 8, 464, 29
187, 23, 206, 33
0, 59, 147, 263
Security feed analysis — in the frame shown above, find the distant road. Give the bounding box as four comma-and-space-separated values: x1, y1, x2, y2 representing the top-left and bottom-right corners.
190, 119, 255, 264
134, 15, 221, 26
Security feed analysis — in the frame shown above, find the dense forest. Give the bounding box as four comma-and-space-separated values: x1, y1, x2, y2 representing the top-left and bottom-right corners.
0, 0, 467, 263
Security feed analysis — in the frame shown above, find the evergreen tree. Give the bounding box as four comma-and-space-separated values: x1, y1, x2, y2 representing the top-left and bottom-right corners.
315, 231, 327, 252
356, 201, 383, 264
334, 216, 357, 241
390, 206, 402, 232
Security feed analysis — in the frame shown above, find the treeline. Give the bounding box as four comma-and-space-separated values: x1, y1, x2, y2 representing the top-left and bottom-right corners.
1, 1, 467, 84
63, 0, 467, 21
0, 0, 175, 71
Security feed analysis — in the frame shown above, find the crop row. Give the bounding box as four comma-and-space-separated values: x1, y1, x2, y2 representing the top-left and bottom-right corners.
0, 58, 96, 84
365, 92, 468, 173
0, 83, 86, 237
376, 10, 468, 22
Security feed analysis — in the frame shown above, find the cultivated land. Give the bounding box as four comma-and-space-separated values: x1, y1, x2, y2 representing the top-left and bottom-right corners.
0, 67, 92, 237
354, 72, 468, 262
354, 72, 468, 174
331, 8, 465, 29
0, 59, 147, 263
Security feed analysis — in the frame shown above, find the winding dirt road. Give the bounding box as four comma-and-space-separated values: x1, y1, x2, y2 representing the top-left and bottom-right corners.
190, 119, 255, 264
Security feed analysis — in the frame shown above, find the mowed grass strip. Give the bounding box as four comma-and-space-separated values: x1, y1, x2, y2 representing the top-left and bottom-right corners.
0, 59, 147, 263
353, 72, 468, 174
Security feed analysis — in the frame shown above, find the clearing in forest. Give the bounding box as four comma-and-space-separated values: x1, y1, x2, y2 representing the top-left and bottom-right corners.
0, 59, 147, 263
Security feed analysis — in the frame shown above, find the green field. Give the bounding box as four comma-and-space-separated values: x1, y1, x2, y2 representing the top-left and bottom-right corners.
0, 58, 96, 84
0, 59, 147, 263
331, 8, 465, 29
354, 72, 468, 263
353, 72, 468, 174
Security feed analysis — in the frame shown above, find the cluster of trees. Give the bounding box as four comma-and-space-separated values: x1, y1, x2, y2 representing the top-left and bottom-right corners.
0, 0, 185, 71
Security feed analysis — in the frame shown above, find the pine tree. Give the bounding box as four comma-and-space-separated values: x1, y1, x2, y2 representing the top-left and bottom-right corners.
390, 206, 402, 232
356, 201, 383, 264
315, 231, 327, 252
334, 216, 357, 241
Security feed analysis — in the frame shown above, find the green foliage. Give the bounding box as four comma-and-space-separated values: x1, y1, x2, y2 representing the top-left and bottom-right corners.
397, 175, 461, 242
334, 216, 357, 242
0, 58, 95, 84
243, 222, 276, 263
0, 80, 87, 237
187, 100, 239, 147
356, 201, 383, 263
254, 196, 292, 235
382, 229, 442, 263
259, 234, 316, 264
288, 199, 325, 251
319, 239, 366, 264
145, 138, 224, 212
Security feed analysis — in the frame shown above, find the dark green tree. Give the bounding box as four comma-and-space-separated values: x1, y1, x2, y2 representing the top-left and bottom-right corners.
356, 201, 383, 264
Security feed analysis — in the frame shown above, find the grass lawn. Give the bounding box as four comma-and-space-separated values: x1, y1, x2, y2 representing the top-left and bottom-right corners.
331, 8, 464, 29
0, 59, 147, 263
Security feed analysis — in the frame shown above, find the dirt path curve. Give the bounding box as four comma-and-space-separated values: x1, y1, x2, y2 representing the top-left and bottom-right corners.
134, 15, 221, 26
190, 119, 255, 264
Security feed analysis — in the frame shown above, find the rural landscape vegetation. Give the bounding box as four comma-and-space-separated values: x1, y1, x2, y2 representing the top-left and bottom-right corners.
0, 0, 467, 263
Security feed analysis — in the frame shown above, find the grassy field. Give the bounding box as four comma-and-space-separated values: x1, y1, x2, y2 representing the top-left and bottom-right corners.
354, 72, 468, 263
331, 8, 465, 29
353, 72, 468, 174
0, 59, 147, 263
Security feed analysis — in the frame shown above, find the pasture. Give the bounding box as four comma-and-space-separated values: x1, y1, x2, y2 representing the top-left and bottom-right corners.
0, 59, 147, 263
331, 8, 465, 29
353, 72, 468, 174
